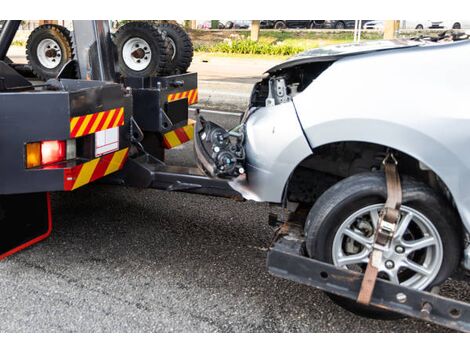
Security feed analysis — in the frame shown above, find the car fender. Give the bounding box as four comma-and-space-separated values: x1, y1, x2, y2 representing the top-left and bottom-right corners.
294, 42, 470, 231
229, 102, 312, 203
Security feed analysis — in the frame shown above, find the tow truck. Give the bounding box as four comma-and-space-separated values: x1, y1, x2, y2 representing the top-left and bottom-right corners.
0, 20, 469, 332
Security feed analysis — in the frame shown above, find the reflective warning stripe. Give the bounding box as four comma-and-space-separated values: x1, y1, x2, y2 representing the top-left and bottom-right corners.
167, 89, 198, 105
63, 148, 129, 191
163, 123, 195, 149
70, 107, 125, 138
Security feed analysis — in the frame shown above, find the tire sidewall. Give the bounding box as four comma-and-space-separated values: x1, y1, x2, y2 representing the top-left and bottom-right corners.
306, 173, 461, 289
27, 27, 72, 79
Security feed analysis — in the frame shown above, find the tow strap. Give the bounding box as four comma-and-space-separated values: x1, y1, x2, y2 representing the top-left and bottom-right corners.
357, 152, 402, 305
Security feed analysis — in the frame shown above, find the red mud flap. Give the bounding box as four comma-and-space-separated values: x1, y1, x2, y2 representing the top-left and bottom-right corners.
267, 237, 470, 332
0, 192, 52, 260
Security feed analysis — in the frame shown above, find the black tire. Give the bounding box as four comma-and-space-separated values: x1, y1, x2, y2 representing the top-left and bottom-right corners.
26, 24, 74, 80
305, 172, 462, 319
156, 23, 194, 75
416, 24, 424, 30
452, 22, 461, 30
274, 21, 287, 30
114, 21, 169, 78
334, 21, 346, 29
225, 21, 234, 29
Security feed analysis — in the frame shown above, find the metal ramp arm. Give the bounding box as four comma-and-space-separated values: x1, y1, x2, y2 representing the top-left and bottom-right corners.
267, 237, 470, 332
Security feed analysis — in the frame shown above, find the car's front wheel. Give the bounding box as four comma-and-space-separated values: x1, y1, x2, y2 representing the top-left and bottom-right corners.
305, 172, 462, 319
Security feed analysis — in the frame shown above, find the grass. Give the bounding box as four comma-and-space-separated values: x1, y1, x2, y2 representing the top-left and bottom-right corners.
192, 30, 384, 56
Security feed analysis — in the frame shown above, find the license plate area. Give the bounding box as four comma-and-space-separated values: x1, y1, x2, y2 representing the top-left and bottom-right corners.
95, 127, 119, 157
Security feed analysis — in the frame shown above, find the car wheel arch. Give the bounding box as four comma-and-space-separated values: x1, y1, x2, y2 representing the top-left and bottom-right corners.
283, 134, 467, 234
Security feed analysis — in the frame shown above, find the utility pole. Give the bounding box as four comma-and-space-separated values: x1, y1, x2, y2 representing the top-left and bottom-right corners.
251, 20, 260, 42
383, 20, 400, 39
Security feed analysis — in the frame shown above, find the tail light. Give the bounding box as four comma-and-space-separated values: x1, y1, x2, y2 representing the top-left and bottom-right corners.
26, 140, 76, 168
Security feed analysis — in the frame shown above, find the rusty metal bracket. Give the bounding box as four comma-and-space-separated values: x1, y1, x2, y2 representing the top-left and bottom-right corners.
267, 237, 470, 332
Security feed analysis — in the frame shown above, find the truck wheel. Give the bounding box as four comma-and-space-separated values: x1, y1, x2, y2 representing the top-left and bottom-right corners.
305, 172, 462, 319
114, 21, 169, 77
26, 24, 74, 80
156, 23, 193, 75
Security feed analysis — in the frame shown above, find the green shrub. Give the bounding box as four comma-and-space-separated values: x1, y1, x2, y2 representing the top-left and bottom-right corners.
194, 39, 309, 56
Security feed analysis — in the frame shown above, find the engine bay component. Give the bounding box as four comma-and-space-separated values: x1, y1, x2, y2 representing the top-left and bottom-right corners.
266, 77, 292, 107
195, 116, 245, 178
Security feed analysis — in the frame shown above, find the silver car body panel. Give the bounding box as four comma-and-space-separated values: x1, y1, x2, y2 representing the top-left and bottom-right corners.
234, 39, 470, 233
229, 102, 312, 202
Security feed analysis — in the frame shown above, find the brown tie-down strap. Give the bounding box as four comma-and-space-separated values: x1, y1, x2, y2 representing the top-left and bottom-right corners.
357, 153, 402, 305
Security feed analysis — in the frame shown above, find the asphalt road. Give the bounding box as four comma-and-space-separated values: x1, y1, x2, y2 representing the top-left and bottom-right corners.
0, 111, 469, 332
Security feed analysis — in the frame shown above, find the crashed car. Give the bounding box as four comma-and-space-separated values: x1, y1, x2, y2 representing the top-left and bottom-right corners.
196, 37, 470, 318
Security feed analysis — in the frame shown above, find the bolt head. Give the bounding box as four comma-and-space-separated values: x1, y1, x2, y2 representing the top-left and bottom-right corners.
213, 146, 220, 153
396, 292, 407, 303
385, 260, 395, 269
395, 245, 405, 254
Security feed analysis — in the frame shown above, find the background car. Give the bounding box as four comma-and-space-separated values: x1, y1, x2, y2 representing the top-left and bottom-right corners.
223, 20, 250, 29
260, 20, 324, 29
363, 20, 384, 30
321, 20, 371, 29
400, 20, 431, 30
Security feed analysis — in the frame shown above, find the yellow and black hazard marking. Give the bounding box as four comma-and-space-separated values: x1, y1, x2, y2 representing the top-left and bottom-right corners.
163, 123, 195, 149
63, 148, 129, 190
167, 89, 198, 105
70, 107, 124, 138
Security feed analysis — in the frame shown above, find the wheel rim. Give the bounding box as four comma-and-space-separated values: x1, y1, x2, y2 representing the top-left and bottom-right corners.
122, 37, 152, 71
336, 22, 345, 29
36, 38, 62, 69
332, 203, 443, 290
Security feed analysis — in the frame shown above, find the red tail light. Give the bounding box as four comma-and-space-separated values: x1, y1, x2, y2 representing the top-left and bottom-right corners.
25, 140, 66, 168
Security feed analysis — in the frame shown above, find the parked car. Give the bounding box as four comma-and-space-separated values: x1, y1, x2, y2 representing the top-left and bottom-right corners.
400, 20, 431, 30
223, 20, 250, 29
321, 20, 371, 29
195, 38, 470, 319
363, 20, 384, 30
260, 20, 324, 29
439, 20, 470, 29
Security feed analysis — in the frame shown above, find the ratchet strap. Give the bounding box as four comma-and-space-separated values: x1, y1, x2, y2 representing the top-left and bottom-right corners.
357, 153, 402, 305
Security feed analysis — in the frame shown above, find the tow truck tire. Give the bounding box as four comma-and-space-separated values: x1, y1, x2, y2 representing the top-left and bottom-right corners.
305, 172, 462, 319
26, 24, 74, 80
114, 21, 169, 77
157, 23, 193, 75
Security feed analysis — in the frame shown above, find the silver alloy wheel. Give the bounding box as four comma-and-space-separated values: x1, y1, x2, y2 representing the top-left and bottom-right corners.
36, 38, 62, 69
332, 204, 443, 290
122, 37, 152, 71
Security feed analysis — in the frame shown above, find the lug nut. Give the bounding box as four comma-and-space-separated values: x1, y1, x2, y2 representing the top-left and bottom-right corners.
395, 245, 405, 254
385, 260, 395, 269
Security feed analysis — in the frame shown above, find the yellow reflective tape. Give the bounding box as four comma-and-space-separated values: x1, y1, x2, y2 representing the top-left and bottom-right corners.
183, 124, 194, 140
72, 158, 100, 190
113, 108, 124, 127
164, 131, 180, 148
76, 114, 93, 137
102, 109, 116, 130
104, 148, 128, 176
89, 111, 105, 134
70, 117, 79, 133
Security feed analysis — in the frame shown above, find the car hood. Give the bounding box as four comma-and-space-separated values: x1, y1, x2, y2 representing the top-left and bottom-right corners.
266, 39, 423, 73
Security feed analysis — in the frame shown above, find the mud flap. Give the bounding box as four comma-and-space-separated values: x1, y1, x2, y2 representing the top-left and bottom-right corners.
0, 192, 52, 260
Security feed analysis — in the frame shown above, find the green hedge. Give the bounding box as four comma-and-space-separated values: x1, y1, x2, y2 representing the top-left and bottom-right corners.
195, 39, 308, 56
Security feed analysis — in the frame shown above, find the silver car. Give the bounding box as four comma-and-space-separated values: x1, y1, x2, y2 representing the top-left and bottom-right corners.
195, 38, 470, 317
